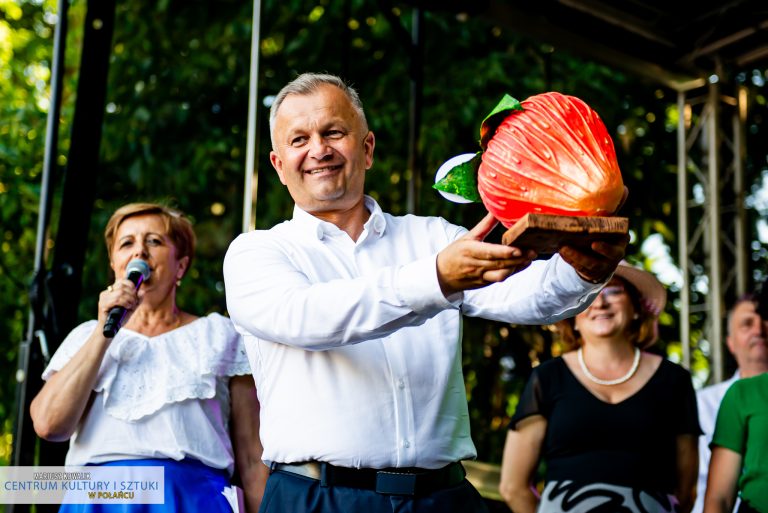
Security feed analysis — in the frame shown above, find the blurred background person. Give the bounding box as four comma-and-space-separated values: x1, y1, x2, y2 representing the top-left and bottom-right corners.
694, 294, 768, 513
499, 260, 700, 513
30, 202, 267, 512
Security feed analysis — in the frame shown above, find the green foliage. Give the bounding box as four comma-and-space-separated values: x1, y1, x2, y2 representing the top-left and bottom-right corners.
5, 0, 768, 469
0, 0, 67, 465
80, 0, 256, 319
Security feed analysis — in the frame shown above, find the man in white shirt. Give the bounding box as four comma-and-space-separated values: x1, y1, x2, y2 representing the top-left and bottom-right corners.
223, 72, 627, 512
693, 294, 768, 513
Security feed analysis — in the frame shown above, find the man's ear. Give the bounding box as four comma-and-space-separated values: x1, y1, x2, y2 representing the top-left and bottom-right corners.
270, 151, 287, 185
364, 131, 375, 170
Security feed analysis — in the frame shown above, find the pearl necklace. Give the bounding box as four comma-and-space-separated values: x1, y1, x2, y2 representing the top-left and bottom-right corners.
577, 347, 641, 386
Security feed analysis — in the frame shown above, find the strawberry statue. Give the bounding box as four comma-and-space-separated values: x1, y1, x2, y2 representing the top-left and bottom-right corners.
434, 92, 626, 229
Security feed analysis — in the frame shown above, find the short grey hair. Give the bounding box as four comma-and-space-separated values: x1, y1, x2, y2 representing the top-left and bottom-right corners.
269, 73, 368, 149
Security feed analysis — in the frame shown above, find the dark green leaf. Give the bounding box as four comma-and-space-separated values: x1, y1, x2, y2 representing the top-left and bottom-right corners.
479, 94, 523, 150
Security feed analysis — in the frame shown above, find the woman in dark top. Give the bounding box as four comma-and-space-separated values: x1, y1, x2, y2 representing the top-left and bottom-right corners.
499, 261, 700, 513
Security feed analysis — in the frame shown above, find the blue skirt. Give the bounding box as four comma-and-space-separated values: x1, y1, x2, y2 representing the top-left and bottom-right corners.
58, 458, 235, 513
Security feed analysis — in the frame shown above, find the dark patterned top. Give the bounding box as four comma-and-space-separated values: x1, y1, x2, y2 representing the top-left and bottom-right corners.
511, 357, 701, 493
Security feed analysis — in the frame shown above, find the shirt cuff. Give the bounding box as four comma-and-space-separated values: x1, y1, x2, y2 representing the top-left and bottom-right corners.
554, 256, 607, 305
556, 254, 611, 285
395, 255, 459, 314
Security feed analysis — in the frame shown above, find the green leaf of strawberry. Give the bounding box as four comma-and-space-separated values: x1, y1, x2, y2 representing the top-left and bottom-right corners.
433, 152, 483, 203
480, 94, 524, 150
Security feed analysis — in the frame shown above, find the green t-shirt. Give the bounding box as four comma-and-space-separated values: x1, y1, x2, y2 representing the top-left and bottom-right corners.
711, 372, 768, 512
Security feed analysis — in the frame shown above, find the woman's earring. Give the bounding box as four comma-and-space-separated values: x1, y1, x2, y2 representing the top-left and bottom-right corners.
176, 279, 182, 287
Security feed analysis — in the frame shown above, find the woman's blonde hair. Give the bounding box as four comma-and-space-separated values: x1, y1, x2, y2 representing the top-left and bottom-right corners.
103, 203, 196, 275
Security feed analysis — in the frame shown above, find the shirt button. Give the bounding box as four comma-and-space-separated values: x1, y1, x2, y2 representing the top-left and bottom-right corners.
402, 440, 410, 448
398, 379, 405, 389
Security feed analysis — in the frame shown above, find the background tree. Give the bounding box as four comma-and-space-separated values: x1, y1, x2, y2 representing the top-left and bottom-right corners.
0, 0, 84, 464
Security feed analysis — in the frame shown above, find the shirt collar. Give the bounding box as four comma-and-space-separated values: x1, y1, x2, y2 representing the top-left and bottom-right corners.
291, 195, 387, 241
364, 196, 387, 238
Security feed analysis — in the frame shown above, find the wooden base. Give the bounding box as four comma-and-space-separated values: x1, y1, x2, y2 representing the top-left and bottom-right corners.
501, 213, 629, 254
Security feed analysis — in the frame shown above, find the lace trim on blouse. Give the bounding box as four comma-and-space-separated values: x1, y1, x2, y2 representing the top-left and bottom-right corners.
44, 313, 251, 421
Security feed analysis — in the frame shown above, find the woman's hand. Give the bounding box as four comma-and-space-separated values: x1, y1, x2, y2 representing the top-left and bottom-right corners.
97, 280, 141, 331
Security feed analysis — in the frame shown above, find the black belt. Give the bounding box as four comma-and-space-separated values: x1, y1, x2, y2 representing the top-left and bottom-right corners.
270, 461, 466, 496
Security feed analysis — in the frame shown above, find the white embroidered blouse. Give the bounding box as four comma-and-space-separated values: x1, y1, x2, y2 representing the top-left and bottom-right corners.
42, 312, 251, 475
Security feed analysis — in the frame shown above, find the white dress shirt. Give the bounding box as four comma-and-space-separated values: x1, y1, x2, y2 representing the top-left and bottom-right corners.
224, 196, 603, 469
692, 372, 740, 513
43, 313, 251, 475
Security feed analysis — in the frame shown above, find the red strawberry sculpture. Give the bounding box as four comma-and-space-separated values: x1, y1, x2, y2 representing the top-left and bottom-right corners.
435, 92, 625, 229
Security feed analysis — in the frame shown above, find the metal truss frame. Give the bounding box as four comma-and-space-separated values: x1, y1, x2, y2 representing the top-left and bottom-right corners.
677, 81, 748, 383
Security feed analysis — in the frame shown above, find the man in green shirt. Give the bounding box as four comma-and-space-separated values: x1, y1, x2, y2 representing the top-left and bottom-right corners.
705, 372, 768, 512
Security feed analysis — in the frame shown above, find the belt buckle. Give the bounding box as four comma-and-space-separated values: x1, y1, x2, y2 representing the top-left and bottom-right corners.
375, 471, 417, 496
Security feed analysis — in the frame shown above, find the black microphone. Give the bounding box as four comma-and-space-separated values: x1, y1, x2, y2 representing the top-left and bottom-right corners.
102, 259, 151, 338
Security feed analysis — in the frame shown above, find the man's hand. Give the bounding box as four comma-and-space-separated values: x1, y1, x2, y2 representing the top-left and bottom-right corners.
437, 213, 536, 297
559, 234, 629, 283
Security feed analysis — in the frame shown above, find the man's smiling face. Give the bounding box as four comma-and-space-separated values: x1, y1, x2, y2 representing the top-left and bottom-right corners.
269, 83, 375, 215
